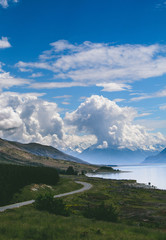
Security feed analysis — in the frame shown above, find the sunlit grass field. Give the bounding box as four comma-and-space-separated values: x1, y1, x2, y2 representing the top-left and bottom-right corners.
1, 175, 166, 240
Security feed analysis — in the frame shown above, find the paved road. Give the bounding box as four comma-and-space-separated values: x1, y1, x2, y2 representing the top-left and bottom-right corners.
0, 181, 92, 213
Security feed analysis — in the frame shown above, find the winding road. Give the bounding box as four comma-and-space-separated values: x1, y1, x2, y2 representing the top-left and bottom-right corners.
0, 181, 92, 213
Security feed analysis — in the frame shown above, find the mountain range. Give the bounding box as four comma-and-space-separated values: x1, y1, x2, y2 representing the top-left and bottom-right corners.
143, 148, 166, 164
0, 137, 165, 167
79, 147, 159, 165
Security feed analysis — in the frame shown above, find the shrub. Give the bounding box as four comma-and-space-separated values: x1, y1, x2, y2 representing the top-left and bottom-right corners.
34, 192, 54, 212
83, 203, 118, 222
34, 193, 70, 216
65, 166, 77, 175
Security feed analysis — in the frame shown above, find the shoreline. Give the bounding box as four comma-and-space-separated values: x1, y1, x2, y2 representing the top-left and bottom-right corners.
85, 173, 159, 190
85, 164, 166, 190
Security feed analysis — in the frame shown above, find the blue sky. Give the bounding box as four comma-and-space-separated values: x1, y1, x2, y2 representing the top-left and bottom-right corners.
0, 0, 166, 152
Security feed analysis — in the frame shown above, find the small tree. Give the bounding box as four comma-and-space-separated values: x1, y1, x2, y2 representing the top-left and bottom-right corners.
34, 192, 54, 212
66, 166, 76, 175
83, 203, 118, 222
34, 193, 70, 216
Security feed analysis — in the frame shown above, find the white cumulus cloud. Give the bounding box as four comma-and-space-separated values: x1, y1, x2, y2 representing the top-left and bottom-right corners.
0, 92, 97, 152
65, 95, 166, 151
0, 107, 22, 130
0, 93, 165, 152
0, 92, 64, 144
0, 37, 11, 49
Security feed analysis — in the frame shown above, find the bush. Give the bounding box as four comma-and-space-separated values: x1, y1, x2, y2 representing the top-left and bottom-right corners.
34, 193, 70, 216
83, 203, 118, 222
65, 166, 77, 175
34, 192, 54, 212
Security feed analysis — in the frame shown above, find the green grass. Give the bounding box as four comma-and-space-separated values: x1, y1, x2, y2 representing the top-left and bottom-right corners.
0, 206, 166, 240
8, 175, 166, 231
1, 175, 166, 239
63, 176, 166, 229
11, 175, 166, 230
11, 176, 82, 203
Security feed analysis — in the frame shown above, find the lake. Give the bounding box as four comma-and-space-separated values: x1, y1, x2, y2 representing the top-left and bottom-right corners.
86, 164, 166, 190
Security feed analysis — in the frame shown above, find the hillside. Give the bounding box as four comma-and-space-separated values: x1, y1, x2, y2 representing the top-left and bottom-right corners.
9, 140, 86, 164
143, 147, 166, 164
0, 138, 96, 172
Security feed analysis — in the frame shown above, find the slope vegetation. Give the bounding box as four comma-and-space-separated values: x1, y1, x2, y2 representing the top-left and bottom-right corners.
0, 138, 97, 172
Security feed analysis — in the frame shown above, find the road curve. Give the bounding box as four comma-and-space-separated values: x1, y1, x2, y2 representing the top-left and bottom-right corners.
0, 181, 92, 213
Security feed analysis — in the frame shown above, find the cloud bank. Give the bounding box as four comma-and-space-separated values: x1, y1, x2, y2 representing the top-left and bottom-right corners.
0, 93, 165, 152
0, 92, 97, 152
0, 92, 64, 143
16, 41, 166, 90
65, 95, 166, 151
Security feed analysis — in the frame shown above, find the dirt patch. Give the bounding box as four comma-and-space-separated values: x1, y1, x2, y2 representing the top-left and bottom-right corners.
31, 184, 53, 191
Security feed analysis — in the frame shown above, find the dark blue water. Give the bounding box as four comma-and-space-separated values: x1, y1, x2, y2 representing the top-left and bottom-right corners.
86, 164, 166, 190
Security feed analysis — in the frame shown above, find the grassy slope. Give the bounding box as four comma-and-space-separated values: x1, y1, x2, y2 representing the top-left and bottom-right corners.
64, 176, 166, 229
11, 176, 82, 203
0, 138, 98, 172
0, 207, 166, 240
0, 175, 166, 240
0, 148, 98, 173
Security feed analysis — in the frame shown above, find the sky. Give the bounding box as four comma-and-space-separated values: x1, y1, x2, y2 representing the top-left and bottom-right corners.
0, 0, 166, 153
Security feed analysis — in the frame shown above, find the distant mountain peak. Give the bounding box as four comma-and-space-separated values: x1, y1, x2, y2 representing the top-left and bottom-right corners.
79, 146, 158, 165
143, 147, 166, 164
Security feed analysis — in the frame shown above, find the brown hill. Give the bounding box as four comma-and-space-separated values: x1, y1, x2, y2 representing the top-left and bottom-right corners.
0, 138, 96, 172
